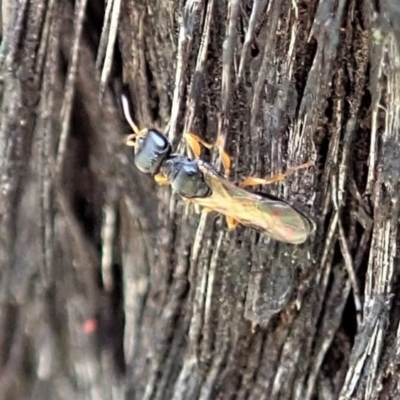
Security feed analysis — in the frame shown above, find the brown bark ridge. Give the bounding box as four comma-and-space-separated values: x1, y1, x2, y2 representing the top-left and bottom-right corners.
1, 0, 400, 399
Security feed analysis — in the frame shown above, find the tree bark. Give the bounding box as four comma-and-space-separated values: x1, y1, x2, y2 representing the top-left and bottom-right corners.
1, 0, 400, 399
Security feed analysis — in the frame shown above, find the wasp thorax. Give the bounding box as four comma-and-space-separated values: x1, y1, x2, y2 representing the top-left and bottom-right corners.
161, 156, 212, 199
134, 129, 172, 174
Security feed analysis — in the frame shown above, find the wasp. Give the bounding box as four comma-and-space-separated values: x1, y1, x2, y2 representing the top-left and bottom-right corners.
123, 98, 314, 244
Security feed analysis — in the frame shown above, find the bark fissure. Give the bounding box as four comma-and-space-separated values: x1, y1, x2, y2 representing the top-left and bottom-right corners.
1, 0, 400, 399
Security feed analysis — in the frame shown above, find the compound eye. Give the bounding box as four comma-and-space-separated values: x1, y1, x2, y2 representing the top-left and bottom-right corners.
136, 136, 145, 148
148, 129, 169, 151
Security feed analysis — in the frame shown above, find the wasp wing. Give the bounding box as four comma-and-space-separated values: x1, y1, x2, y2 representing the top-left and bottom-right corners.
195, 164, 313, 244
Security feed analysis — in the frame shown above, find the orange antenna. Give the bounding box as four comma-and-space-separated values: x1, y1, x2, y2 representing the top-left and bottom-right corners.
122, 95, 140, 136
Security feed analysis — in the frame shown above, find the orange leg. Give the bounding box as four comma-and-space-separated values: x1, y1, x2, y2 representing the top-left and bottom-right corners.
154, 173, 169, 185
125, 129, 148, 147
183, 132, 232, 176
226, 216, 240, 230
239, 160, 314, 187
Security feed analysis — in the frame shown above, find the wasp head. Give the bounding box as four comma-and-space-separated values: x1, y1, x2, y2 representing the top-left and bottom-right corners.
126, 129, 172, 174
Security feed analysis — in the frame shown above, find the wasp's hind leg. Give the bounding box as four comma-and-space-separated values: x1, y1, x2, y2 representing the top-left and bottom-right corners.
183, 133, 231, 176
239, 161, 314, 187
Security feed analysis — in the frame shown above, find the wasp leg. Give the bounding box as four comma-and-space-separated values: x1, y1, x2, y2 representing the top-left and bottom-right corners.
183, 133, 231, 176
154, 173, 169, 185
215, 135, 232, 177
126, 129, 148, 147
183, 132, 208, 158
239, 160, 314, 187
226, 216, 240, 230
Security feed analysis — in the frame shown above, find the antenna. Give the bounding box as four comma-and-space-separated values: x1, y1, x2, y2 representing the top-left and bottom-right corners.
121, 95, 140, 136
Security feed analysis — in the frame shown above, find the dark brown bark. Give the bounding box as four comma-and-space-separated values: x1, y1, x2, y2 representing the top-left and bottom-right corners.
1, 0, 400, 399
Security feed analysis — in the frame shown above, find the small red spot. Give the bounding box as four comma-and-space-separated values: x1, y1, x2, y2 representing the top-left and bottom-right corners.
83, 318, 98, 334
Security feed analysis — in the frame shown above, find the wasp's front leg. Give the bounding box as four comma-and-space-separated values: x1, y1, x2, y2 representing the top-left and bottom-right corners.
125, 128, 149, 147
238, 160, 314, 187
183, 133, 232, 177
154, 173, 170, 185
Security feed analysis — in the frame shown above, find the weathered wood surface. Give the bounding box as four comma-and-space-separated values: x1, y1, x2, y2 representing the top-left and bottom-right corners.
1, 0, 400, 399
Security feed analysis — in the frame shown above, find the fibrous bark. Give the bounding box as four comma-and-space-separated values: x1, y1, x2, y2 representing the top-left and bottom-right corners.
1, 0, 400, 399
